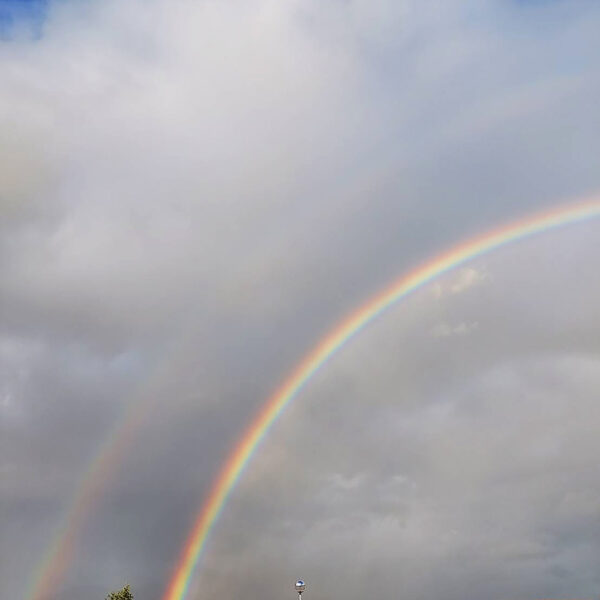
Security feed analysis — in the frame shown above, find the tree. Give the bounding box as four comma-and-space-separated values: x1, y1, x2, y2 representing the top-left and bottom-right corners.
106, 584, 134, 600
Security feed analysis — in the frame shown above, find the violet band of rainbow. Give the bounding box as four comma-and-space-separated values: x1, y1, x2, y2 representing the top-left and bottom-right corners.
162, 196, 600, 600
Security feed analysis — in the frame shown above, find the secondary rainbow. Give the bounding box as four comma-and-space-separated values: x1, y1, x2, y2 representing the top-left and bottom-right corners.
27, 345, 191, 600
162, 196, 600, 600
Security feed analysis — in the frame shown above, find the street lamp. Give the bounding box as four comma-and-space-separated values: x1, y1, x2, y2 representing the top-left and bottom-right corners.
295, 580, 306, 600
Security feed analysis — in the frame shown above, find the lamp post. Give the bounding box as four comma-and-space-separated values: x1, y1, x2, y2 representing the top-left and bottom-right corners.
295, 580, 306, 600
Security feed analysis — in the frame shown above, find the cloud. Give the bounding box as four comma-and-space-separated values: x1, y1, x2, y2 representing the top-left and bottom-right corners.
205, 223, 600, 600
430, 320, 479, 337
0, 2, 599, 600
431, 267, 490, 299
450, 267, 489, 294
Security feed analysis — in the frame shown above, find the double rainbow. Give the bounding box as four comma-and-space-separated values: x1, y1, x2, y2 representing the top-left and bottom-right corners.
27, 196, 600, 600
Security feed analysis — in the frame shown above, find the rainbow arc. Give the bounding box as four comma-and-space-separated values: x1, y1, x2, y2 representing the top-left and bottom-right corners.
26, 195, 600, 600
161, 196, 600, 600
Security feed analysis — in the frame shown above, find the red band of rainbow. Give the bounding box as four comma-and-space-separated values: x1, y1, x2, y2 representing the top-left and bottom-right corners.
162, 196, 600, 600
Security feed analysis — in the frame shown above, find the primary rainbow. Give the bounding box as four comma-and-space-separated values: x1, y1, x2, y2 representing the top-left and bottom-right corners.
162, 196, 600, 600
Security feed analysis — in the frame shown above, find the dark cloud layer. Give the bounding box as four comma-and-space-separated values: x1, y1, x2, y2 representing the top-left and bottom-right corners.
1, 2, 600, 600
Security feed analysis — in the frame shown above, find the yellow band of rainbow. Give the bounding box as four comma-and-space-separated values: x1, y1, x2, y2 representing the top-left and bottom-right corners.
162, 196, 600, 600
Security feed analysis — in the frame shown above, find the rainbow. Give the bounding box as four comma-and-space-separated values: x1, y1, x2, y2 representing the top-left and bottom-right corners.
27, 349, 189, 600
26, 196, 600, 600
162, 196, 600, 600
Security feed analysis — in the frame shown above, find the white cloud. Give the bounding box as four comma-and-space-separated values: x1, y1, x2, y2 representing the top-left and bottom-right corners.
431, 320, 479, 337
431, 267, 490, 299
451, 267, 489, 294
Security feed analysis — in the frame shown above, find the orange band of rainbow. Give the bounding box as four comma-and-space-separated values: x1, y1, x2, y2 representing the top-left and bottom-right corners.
162, 196, 600, 600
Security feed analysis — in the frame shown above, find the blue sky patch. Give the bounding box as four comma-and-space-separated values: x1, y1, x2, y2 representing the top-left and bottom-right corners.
0, 0, 48, 37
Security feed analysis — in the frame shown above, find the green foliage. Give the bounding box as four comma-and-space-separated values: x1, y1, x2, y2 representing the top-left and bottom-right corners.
106, 584, 134, 600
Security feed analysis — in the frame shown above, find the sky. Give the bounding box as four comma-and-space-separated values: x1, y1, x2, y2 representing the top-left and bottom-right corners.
1, 1, 600, 600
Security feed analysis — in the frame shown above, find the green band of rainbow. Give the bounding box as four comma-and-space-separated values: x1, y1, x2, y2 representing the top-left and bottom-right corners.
27, 353, 183, 600
162, 196, 600, 600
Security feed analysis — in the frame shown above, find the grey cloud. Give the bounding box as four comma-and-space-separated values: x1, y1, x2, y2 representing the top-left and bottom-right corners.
204, 229, 600, 600
1, 1, 600, 600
